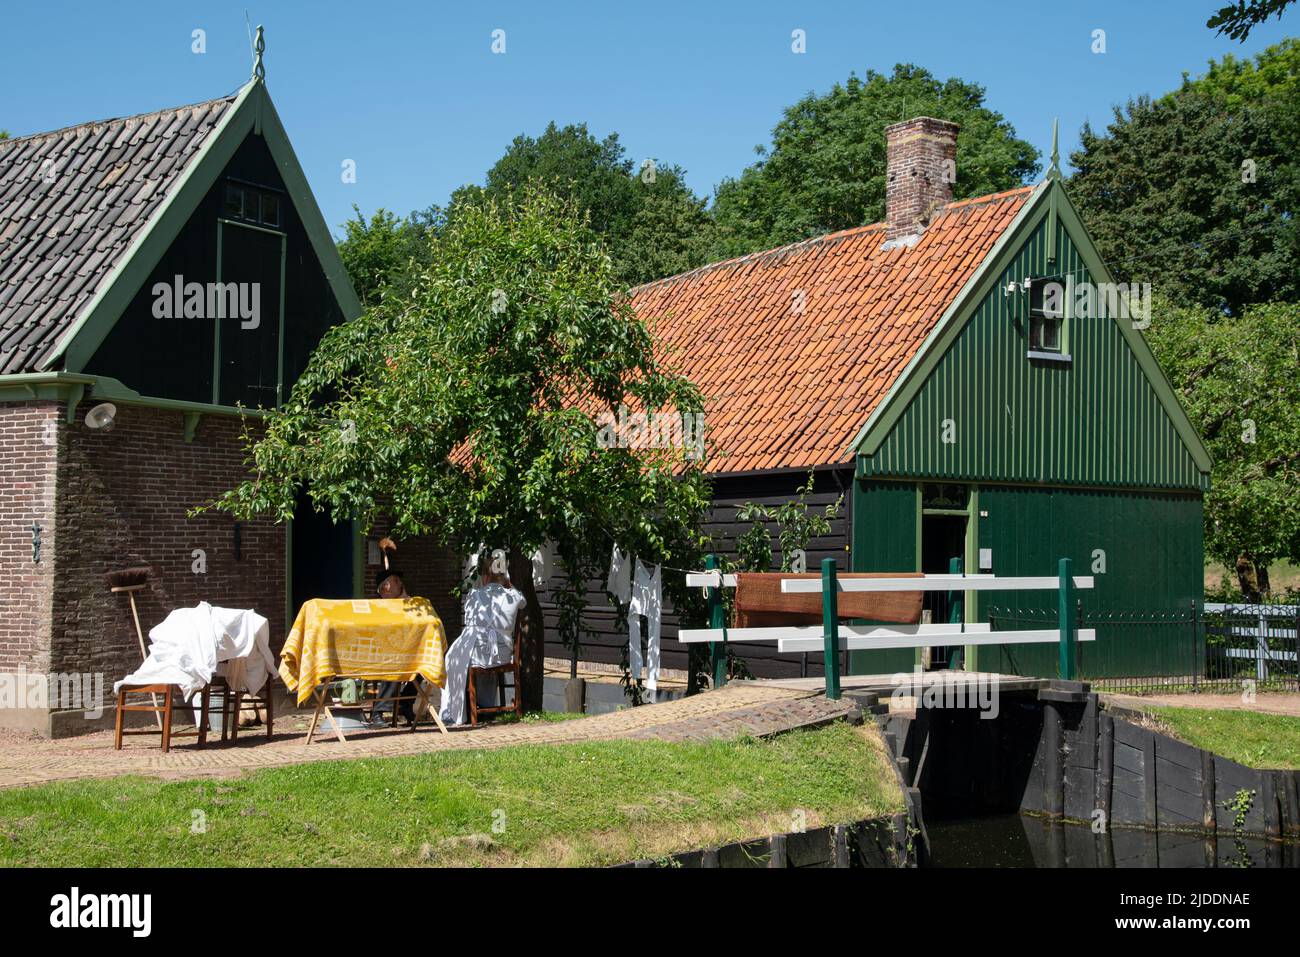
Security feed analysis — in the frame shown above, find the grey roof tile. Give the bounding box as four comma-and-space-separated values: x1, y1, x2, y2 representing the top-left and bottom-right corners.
0, 92, 235, 373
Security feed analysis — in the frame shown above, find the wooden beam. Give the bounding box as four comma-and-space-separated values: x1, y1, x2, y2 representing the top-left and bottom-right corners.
777, 629, 1096, 653
678, 623, 993, 644
779, 574, 1094, 594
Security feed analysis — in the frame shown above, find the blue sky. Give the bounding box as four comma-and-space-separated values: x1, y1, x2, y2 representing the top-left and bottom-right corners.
1, 1, 1293, 237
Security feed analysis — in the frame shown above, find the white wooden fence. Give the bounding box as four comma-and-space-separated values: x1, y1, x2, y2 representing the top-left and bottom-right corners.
683, 558, 1094, 699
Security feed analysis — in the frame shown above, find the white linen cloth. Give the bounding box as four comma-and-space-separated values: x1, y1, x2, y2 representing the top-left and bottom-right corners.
627, 560, 662, 702
606, 545, 631, 602
113, 603, 274, 700
438, 583, 526, 726
531, 542, 557, 589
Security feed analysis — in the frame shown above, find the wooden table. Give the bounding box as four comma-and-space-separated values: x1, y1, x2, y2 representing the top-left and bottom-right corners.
304, 677, 447, 744
280, 597, 451, 743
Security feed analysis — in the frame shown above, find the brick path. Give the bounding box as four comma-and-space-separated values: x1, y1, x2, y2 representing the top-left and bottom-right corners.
0, 683, 856, 790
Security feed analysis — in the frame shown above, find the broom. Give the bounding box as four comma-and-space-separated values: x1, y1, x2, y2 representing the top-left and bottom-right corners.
106, 567, 161, 729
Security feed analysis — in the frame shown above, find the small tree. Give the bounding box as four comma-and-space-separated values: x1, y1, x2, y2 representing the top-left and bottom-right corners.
728, 472, 844, 677
206, 186, 711, 709
735, 472, 844, 573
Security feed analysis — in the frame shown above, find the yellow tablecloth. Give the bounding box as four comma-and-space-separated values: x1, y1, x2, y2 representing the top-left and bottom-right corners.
279, 598, 447, 705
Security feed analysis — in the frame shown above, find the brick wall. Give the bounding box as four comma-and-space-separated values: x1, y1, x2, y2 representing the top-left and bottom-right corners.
1, 394, 468, 735
884, 116, 959, 242
53, 401, 285, 692
0, 401, 60, 675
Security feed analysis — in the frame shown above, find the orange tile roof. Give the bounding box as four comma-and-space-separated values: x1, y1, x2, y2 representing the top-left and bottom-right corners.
631, 185, 1037, 475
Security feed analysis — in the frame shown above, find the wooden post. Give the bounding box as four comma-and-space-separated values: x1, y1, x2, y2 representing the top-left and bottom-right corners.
822, 558, 841, 700
705, 554, 727, 689
947, 556, 963, 670
1058, 557, 1077, 680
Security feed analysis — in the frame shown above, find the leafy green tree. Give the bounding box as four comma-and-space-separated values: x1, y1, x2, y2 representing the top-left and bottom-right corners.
336, 205, 436, 308
1147, 298, 1300, 597
1207, 0, 1295, 40
208, 187, 712, 709
708, 64, 1040, 258
448, 122, 713, 287
1069, 41, 1300, 315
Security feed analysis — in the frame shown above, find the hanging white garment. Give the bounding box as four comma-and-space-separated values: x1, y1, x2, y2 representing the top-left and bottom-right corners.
439, 583, 526, 726
462, 548, 482, 586
531, 542, 556, 590
627, 560, 662, 702
606, 545, 631, 602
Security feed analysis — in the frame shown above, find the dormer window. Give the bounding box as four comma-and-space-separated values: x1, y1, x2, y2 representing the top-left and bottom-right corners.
1027, 275, 1070, 362
223, 181, 283, 229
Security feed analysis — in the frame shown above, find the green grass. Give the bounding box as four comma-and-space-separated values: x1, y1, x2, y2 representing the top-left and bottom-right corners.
0, 722, 901, 867
1144, 705, 1300, 769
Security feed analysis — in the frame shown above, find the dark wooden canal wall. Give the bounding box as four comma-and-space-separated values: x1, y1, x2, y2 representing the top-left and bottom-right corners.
619, 816, 916, 868
880, 683, 1300, 843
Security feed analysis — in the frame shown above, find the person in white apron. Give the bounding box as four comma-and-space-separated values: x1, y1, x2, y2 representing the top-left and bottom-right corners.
439, 552, 526, 727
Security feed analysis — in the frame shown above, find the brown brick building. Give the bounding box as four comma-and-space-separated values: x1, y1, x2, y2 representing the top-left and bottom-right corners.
0, 70, 460, 736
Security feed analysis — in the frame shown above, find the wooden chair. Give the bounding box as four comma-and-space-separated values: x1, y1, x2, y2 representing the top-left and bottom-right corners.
114, 684, 187, 752
198, 675, 275, 742
468, 617, 523, 727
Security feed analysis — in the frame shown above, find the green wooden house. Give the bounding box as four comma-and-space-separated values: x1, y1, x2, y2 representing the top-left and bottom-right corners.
618, 117, 1210, 681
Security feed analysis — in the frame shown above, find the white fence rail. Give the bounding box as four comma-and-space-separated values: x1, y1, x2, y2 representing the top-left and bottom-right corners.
685, 558, 1092, 699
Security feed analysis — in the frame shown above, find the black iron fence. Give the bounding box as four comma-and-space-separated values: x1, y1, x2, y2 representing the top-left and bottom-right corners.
986, 603, 1299, 693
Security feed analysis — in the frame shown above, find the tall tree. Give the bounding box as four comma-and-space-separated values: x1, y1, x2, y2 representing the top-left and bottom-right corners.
448, 122, 713, 287
1147, 298, 1300, 595
707, 64, 1040, 259
206, 187, 711, 709
1069, 40, 1300, 316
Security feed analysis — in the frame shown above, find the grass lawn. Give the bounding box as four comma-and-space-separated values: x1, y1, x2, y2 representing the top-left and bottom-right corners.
1143, 706, 1300, 769
0, 722, 901, 867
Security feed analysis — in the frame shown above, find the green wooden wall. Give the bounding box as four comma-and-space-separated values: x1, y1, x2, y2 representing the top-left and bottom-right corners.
848, 193, 1208, 679
975, 485, 1204, 678
848, 479, 919, 675
858, 214, 1208, 491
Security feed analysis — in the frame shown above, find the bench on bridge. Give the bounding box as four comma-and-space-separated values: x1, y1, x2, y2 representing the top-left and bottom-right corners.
681, 556, 1094, 700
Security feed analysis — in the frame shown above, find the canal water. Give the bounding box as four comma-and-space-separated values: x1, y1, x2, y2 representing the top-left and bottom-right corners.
925, 814, 1299, 867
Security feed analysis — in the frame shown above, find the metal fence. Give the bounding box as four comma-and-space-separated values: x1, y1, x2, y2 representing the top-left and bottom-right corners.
986, 603, 1299, 693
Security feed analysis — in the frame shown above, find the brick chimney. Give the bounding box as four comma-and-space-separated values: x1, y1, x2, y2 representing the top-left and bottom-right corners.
884, 117, 960, 245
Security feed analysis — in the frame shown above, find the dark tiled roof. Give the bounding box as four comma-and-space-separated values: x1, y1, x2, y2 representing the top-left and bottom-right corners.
0, 95, 235, 373
631, 186, 1036, 474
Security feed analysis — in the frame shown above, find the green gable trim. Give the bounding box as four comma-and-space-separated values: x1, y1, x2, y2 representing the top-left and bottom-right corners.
0, 372, 269, 422
851, 179, 1211, 490
848, 182, 1052, 458
88, 374, 269, 419
44, 79, 362, 375
0, 372, 96, 407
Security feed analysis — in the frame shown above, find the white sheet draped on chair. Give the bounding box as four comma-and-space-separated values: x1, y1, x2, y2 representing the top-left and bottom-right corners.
438, 584, 525, 726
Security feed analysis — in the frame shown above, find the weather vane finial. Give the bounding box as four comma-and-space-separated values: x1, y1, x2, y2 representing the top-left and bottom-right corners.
253, 25, 265, 83
1047, 117, 1060, 180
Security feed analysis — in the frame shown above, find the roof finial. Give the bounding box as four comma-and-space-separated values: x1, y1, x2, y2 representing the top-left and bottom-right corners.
1047, 117, 1060, 181
253, 25, 265, 83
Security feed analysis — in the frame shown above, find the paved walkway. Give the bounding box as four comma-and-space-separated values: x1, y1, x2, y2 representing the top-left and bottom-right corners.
1102, 691, 1300, 717
0, 682, 856, 790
